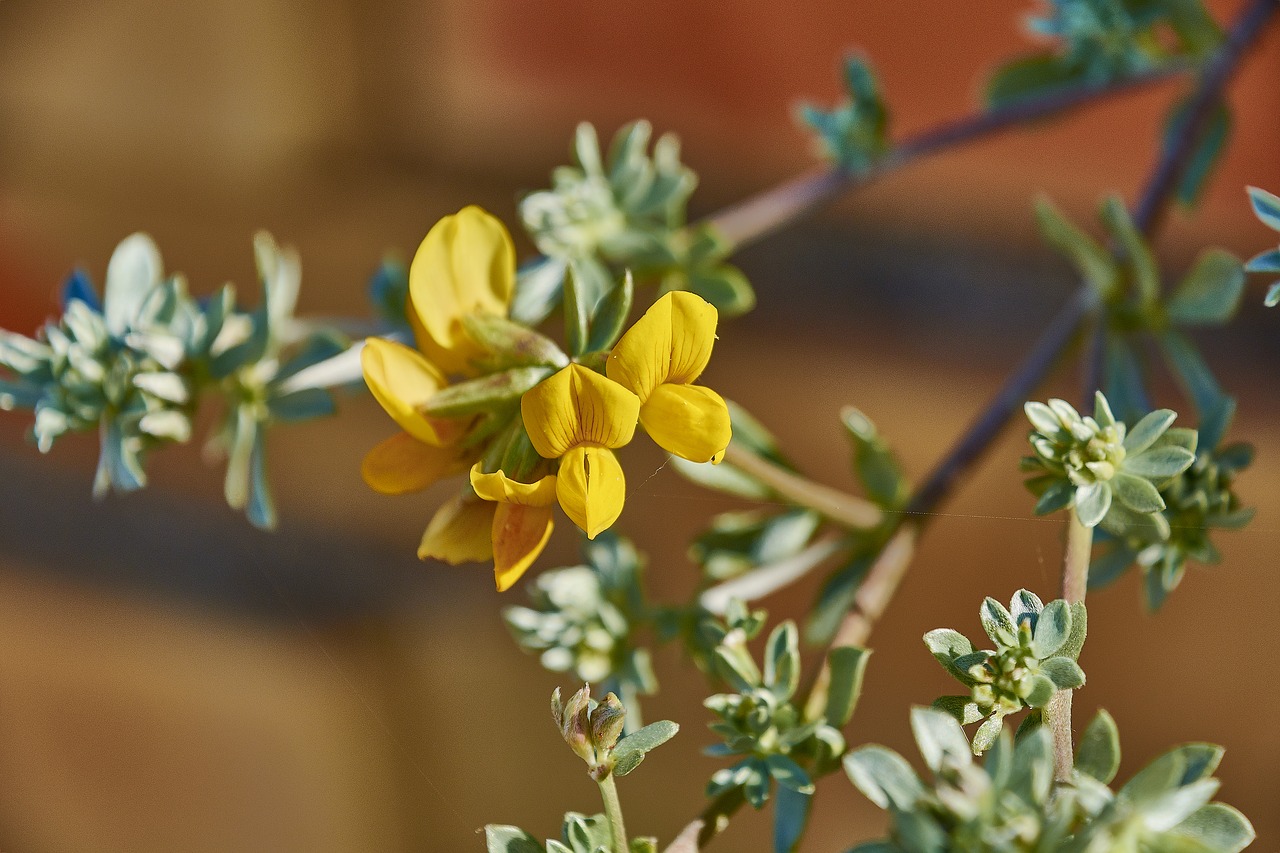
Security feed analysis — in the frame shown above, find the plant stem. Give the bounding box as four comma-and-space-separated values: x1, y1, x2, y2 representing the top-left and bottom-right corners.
721, 442, 882, 529
598, 773, 629, 853
699, 532, 846, 614
704, 65, 1188, 250
1047, 507, 1093, 780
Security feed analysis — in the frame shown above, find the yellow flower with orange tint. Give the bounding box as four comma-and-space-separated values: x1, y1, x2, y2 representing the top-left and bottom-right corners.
470, 464, 558, 591
408, 205, 516, 375
521, 364, 640, 539
606, 291, 731, 464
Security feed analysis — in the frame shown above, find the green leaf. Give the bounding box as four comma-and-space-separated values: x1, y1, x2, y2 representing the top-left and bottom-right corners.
766, 754, 815, 794
843, 746, 924, 810
1246, 248, 1280, 273
1159, 330, 1228, 427
511, 255, 568, 326
247, 427, 276, 530
805, 553, 872, 646
586, 269, 634, 352
971, 716, 1003, 755
1168, 249, 1245, 326
910, 706, 971, 773
841, 407, 907, 508
923, 628, 976, 684
1074, 481, 1112, 527
268, 387, 336, 423
772, 784, 812, 853
423, 366, 552, 418
1111, 471, 1166, 513
563, 262, 592, 357
931, 695, 983, 725
680, 264, 756, 316
1123, 409, 1177, 456
1124, 446, 1196, 480
630, 839, 658, 853
1167, 803, 1256, 853
1103, 333, 1151, 424
612, 720, 678, 777
825, 646, 871, 727
1088, 546, 1136, 590
463, 314, 569, 369
1031, 600, 1071, 658
484, 825, 543, 853
103, 233, 163, 336
1008, 726, 1053, 806
1247, 185, 1280, 230
979, 597, 1017, 646
1021, 673, 1056, 708
1121, 748, 1188, 805
670, 456, 771, 500
1101, 196, 1160, 308
764, 621, 801, 700
1164, 100, 1231, 206
986, 53, 1080, 108
1033, 479, 1075, 515
1075, 709, 1121, 784
1059, 601, 1088, 661
1034, 196, 1118, 298
1040, 657, 1085, 690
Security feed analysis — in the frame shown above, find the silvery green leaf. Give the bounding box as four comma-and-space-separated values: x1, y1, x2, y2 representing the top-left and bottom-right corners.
1168, 249, 1245, 326
1166, 803, 1256, 853
268, 387, 335, 423
1041, 657, 1085, 690
1111, 471, 1166, 513
979, 597, 1017, 646
805, 553, 871, 646
0, 379, 42, 411
1021, 673, 1056, 708
1266, 281, 1279, 306
629, 839, 657, 853
680, 264, 756, 317
1101, 196, 1159, 308
484, 825, 542, 853
1246, 185, 1280, 231
1120, 748, 1188, 805
1124, 409, 1177, 455
545, 841, 571, 853
931, 695, 983, 726
1088, 546, 1136, 590
254, 231, 301, 338
611, 720, 678, 777
772, 782, 811, 853
1245, 247, 1280, 272
95, 417, 147, 495
843, 746, 924, 810
104, 233, 163, 336
824, 646, 870, 727
274, 333, 351, 383
763, 621, 800, 699
574, 122, 605, 177
670, 456, 771, 500
1103, 333, 1151, 424
1151, 426, 1199, 455
1074, 481, 1112, 527
971, 715, 1003, 755
247, 427, 276, 530
1159, 331, 1227, 428
1031, 599, 1070, 658
563, 812, 611, 852
910, 706, 971, 773
1008, 726, 1053, 805
124, 330, 185, 370
1009, 589, 1044, 625
1025, 401, 1065, 437
1125, 446, 1196, 480
1142, 778, 1221, 833
766, 755, 814, 794
0, 330, 52, 375
138, 410, 192, 443
223, 404, 257, 510
424, 366, 551, 418
510, 255, 567, 326
1058, 601, 1088, 661
133, 371, 190, 404
1092, 391, 1116, 427
1034, 196, 1119, 298
1075, 709, 1121, 784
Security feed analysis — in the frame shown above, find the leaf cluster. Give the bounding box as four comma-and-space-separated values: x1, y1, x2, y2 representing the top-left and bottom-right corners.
798, 55, 890, 173
1244, 186, 1280, 306
926, 590, 1086, 754
486, 813, 657, 853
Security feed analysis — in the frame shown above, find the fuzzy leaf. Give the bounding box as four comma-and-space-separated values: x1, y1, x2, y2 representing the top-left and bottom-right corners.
1167, 803, 1256, 853
1111, 471, 1166, 513
1074, 481, 1112, 527
1075, 709, 1121, 784
910, 706, 971, 773
1041, 657, 1085, 690
843, 746, 924, 810
772, 783, 812, 853
1031, 600, 1071, 658
485, 826, 542, 853
979, 597, 1017, 646
612, 720, 679, 777
1168, 249, 1245, 326
825, 646, 871, 728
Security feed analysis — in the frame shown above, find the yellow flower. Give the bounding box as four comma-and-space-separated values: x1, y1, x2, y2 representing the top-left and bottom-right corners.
418, 492, 496, 564
408, 205, 516, 376
521, 364, 640, 539
606, 291, 731, 463
470, 464, 558, 591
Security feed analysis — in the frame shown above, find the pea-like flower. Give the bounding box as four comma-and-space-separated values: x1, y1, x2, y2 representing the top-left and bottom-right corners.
521, 364, 640, 539
470, 464, 559, 591
606, 290, 731, 464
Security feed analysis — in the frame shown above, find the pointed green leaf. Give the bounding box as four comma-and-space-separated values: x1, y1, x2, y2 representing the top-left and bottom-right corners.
612, 720, 678, 777
1031, 600, 1071, 658
1111, 471, 1166, 513
825, 646, 871, 727
843, 746, 924, 810
1041, 657, 1085, 690
1075, 709, 1120, 784
1168, 249, 1245, 326
485, 825, 542, 853
1124, 446, 1196, 480
910, 706, 971, 772
772, 783, 811, 853
1074, 481, 1112, 528
979, 597, 1017, 646
1167, 803, 1256, 853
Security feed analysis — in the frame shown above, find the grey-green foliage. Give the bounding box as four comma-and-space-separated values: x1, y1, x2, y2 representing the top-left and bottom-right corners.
515, 121, 754, 321
485, 812, 657, 853
988, 0, 1221, 107
926, 590, 1086, 754
798, 55, 889, 173
1244, 186, 1280, 306
551, 684, 677, 781
1023, 392, 1196, 529
0, 232, 345, 529
504, 532, 657, 700
1091, 422, 1254, 611
844, 706, 1253, 853
702, 606, 871, 852
1036, 196, 1244, 436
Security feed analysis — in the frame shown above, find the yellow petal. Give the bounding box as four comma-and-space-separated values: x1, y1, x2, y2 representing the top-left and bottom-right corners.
491, 503, 554, 591
409, 206, 516, 374
469, 463, 558, 507
555, 445, 626, 539
640, 383, 732, 463
418, 493, 495, 563
362, 432, 469, 495
607, 291, 718, 402
521, 364, 640, 458
361, 337, 464, 446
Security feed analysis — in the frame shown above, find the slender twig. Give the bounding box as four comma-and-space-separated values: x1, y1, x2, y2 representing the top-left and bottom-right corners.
704, 64, 1188, 250
721, 443, 882, 529
1047, 507, 1092, 780
598, 774, 629, 853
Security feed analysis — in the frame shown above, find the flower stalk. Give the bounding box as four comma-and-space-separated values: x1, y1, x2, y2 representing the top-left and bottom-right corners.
597, 773, 629, 853
721, 442, 882, 529
1047, 506, 1093, 780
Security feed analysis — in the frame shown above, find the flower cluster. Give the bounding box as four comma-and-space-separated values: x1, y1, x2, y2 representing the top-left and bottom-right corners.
1023, 392, 1195, 529
845, 706, 1254, 853
0, 232, 345, 527
361, 206, 732, 591
926, 590, 1086, 753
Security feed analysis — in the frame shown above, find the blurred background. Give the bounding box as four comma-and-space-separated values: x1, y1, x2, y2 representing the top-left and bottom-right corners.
1, 1, 1278, 850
